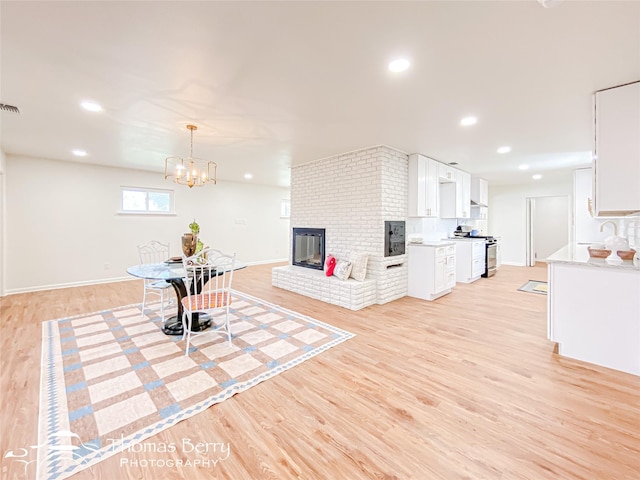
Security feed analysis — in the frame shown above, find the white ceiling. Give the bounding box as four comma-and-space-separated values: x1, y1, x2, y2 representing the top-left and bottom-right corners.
1, 1, 639, 188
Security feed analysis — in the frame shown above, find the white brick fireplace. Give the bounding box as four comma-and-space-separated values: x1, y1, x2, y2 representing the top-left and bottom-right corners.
272, 145, 409, 309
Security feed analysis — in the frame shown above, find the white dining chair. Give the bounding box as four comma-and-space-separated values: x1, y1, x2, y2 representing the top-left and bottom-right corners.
137, 240, 173, 321
181, 247, 236, 356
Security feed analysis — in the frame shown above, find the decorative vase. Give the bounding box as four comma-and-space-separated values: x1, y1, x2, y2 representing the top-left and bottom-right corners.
182, 233, 198, 257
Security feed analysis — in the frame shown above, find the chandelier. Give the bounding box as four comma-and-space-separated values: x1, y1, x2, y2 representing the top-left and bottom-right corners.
165, 124, 217, 188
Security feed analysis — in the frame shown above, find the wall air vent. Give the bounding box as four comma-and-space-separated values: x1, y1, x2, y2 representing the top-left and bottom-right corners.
0, 103, 21, 114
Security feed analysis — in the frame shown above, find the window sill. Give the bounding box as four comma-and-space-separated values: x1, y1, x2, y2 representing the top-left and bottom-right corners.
116, 211, 177, 216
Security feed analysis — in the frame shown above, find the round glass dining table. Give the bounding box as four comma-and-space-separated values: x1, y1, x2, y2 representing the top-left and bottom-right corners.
126, 260, 246, 336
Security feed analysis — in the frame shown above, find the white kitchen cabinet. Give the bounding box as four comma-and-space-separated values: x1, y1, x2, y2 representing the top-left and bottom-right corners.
547, 246, 640, 376
593, 81, 640, 216
438, 163, 456, 182
439, 168, 471, 219
452, 239, 485, 283
457, 170, 471, 218
471, 177, 489, 206
471, 205, 488, 220
408, 154, 439, 217
408, 243, 456, 301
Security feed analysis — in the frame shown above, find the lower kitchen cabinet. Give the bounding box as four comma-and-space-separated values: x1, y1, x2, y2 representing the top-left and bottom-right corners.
548, 246, 640, 375
408, 243, 456, 301
452, 239, 485, 283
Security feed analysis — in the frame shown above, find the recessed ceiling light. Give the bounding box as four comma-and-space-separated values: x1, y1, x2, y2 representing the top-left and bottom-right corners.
460, 116, 477, 126
518, 164, 529, 170
80, 101, 103, 112
532, 174, 543, 180
72, 149, 87, 157
388, 58, 410, 73
497, 146, 512, 154
244, 173, 253, 180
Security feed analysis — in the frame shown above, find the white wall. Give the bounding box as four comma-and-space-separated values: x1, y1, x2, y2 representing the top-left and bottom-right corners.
489, 179, 572, 266
574, 168, 609, 244
5, 155, 289, 294
0, 148, 6, 297
533, 195, 569, 261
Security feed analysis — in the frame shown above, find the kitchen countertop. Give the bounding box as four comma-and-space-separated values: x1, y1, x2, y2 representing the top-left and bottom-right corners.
547, 244, 640, 270
446, 237, 487, 242
407, 240, 455, 247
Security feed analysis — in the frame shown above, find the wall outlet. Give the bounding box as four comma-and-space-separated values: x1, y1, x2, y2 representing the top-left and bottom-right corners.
103, 263, 110, 270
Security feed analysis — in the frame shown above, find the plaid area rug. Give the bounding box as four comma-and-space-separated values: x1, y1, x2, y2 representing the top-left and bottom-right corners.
36, 290, 354, 480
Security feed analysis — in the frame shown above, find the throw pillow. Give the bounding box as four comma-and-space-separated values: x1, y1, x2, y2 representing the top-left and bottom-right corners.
348, 252, 369, 281
333, 259, 353, 281
324, 255, 336, 277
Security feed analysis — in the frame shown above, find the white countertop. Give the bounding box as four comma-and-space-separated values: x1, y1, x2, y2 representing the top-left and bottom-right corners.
547, 244, 640, 270
407, 240, 455, 247
445, 237, 487, 242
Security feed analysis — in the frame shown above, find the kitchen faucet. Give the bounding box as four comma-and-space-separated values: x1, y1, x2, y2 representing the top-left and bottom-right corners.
599, 220, 618, 236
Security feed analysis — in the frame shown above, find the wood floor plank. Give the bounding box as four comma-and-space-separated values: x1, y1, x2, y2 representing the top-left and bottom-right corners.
1, 263, 639, 479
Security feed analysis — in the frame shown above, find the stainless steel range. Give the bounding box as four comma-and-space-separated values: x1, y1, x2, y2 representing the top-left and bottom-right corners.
481, 237, 498, 277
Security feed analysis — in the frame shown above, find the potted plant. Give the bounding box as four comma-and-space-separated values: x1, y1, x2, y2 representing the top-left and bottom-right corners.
189, 219, 200, 235
182, 219, 200, 256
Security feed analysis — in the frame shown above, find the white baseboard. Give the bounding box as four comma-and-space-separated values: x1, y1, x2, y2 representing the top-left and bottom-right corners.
4, 275, 135, 296
245, 258, 288, 266
500, 261, 527, 267
2, 260, 290, 296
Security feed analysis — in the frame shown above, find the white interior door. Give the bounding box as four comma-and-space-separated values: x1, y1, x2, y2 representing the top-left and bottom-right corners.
526, 198, 535, 266
527, 195, 570, 266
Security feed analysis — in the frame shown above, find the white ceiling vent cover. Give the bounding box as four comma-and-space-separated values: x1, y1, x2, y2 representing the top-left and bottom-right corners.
0, 103, 21, 114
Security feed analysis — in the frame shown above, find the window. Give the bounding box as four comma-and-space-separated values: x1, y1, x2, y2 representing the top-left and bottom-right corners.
120, 187, 175, 215
280, 199, 291, 218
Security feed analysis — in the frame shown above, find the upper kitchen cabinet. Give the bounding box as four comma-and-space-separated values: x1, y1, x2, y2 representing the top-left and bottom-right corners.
593, 81, 640, 216
440, 169, 471, 219
470, 177, 489, 207
410, 154, 470, 219
408, 154, 439, 217
437, 162, 456, 183
458, 170, 471, 218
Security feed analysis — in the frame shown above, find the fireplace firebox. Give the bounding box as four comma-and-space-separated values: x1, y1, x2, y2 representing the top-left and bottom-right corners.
292, 228, 325, 270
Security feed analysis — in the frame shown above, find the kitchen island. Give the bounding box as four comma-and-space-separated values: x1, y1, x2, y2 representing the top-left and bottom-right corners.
547, 244, 640, 376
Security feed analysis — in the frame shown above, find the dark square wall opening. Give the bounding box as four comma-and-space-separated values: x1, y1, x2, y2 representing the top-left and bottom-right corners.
292, 228, 325, 270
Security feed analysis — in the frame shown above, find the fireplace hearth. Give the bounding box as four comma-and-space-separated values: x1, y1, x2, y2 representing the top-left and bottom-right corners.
292, 228, 325, 270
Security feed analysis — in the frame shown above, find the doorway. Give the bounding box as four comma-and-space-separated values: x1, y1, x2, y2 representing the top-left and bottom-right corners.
526, 195, 570, 266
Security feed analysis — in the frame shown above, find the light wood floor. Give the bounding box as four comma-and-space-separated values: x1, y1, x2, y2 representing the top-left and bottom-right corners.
1, 264, 639, 479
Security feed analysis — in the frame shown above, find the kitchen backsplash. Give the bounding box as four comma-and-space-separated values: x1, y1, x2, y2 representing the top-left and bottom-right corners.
406, 217, 460, 242
620, 215, 639, 248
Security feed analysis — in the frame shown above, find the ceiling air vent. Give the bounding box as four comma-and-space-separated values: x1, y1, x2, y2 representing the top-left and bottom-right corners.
0, 103, 21, 114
